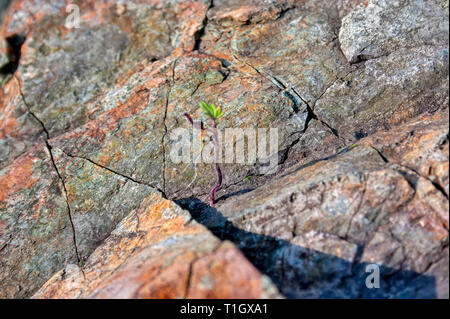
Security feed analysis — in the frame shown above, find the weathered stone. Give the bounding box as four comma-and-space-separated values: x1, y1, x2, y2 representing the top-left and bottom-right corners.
51, 147, 157, 262
183, 112, 449, 298
32, 193, 280, 299
339, 0, 449, 63
49, 51, 305, 200
0, 0, 68, 37
1, 136, 281, 299
1, 138, 160, 297
362, 112, 449, 197
164, 53, 306, 199
48, 57, 171, 193
15, 0, 211, 137
201, 0, 449, 145
0, 0, 448, 299
0, 78, 46, 170
314, 45, 449, 142
201, 0, 351, 105
207, 0, 296, 26
0, 143, 77, 298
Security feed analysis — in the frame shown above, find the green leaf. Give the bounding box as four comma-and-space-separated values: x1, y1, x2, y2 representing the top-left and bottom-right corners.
212, 104, 222, 118
199, 101, 223, 119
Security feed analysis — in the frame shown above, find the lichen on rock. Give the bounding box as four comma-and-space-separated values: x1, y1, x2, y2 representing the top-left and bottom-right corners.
0, 0, 448, 299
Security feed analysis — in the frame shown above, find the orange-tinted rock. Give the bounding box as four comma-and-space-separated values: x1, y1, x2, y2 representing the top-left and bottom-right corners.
0, 0, 448, 300
0, 143, 77, 298
48, 51, 307, 199
0, 77, 46, 170
361, 111, 450, 198
2, 0, 210, 139
33, 193, 280, 299
50, 147, 158, 263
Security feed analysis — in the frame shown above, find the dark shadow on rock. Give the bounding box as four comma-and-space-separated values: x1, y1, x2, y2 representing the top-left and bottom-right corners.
176, 197, 437, 299
0, 34, 25, 75
216, 188, 255, 202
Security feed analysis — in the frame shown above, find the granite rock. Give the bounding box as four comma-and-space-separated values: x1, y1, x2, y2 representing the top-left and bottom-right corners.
0, 0, 448, 299
183, 112, 449, 298
33, 193, 280, 299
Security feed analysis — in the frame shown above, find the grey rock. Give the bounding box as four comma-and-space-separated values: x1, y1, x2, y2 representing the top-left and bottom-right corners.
339, 0, 449, 63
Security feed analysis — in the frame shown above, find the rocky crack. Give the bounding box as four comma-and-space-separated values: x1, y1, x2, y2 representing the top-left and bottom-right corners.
56, 149, 167, 198
183, 254, 203, 299
16, 73, 174, 268
15, 75, 49, 139
230, 53, 341, 140
369, 144, 449, 200
193, 0, 214, 52
161, 59, 178, 196
45, 142, 82, 264
15, 75, 82, 264
19, 72, 168, 198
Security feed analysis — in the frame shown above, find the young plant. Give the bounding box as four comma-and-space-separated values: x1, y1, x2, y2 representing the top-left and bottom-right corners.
184, 101, 223, 206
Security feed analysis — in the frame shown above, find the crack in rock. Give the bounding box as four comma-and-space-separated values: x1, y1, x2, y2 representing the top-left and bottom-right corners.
193, 0, 214, 52
230, 53, 341, 140
45, 143, 82, 264
15, 75, 82, 265
161, 59, 178, 196
55, 148, 166, 198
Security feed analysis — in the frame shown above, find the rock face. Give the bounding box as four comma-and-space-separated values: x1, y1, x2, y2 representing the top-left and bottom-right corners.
0, 143, 77, 298
0, 0, 448, 299
32, 193, 279, 299
181, 112, 449, 298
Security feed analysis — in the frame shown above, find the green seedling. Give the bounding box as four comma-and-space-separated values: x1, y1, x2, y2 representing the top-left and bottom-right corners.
184, 101, 223, 206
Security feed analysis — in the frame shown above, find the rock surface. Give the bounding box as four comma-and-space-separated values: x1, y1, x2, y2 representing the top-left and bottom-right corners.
0, 143, 77, 298
32, 193, 279, 299
181, 111, 449, 298
0, 0, 448, 298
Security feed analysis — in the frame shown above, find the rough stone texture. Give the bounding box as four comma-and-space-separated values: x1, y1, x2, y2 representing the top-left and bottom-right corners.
0, 78, 46, 169
51, 147, 158, 262
339, 0, 449, 63
0, 139, 160, 298
32, 193, 280, 299
15, 0, 210, 137
201, 0, 448, 144
0, 0, 448, 299
0, 143, 77, 298
315, 44, 449, 143
181, 112, 449, 298
47, 50, 305, 199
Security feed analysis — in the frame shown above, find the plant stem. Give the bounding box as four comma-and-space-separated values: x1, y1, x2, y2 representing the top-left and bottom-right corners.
184, 112, 204, 129
184, 113, 194, 125
209, 119, 222, 206
184, 113, 222, 206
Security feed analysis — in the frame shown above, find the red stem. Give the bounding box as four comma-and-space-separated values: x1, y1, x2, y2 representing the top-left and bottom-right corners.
209, 120, 222, 206
184, 112, 204, 129
184, 113, 222, 206
184, 113, 194, 125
